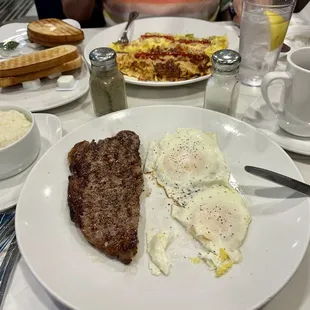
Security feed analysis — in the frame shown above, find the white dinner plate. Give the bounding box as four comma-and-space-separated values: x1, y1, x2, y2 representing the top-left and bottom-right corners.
0, 23, 89, 112
84, 17, 239, 87
16, 106, 310, 310
242, 87, 310, 156
0, 114, 62, 211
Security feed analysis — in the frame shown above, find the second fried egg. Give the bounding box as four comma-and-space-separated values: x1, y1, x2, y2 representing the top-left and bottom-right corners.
172, 184, 251, 276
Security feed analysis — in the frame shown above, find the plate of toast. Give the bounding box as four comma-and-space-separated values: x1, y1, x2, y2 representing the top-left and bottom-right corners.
0, 19, 88, 112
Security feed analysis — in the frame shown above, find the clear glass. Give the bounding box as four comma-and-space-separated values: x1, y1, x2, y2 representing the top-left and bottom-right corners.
239, 0, 295, 87
89, 66, 127, 117
204, 70, 240, 117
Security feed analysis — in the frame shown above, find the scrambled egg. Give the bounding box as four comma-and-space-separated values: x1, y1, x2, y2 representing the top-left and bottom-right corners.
109, 33, 228, 82
110, 33, 228, 58
110, 37, 172, 54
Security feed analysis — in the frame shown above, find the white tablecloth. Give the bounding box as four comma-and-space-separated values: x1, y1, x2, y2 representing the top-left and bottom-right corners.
3, 24, 310, 310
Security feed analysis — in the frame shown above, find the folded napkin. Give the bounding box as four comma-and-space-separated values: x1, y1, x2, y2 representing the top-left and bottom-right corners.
276, 14, 310, 70
286, 14, 310, 48
285, 25, 310, 49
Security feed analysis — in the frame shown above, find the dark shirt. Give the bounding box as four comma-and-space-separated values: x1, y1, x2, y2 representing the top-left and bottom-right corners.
34, 0, 106, 28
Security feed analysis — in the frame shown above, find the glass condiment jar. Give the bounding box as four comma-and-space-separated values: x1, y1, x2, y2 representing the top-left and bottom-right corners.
89, 47, 127, 116
203, 49, 241, 117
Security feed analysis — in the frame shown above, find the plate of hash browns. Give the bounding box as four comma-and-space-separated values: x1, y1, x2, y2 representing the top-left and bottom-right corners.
84, 17, 239, 87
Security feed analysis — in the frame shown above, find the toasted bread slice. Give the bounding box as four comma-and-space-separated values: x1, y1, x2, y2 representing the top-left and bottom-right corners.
0, 45, 79, 78
27, 19, 84, 46
0, 56, 82, 88
27, 33, 82, 47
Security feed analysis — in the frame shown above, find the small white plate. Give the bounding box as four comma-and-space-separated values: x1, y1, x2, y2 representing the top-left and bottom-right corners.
242, 90, 310, 156
0, 20, 81, 59
0, 113, 62, 211
0, 23, 89, 112
16, 106, 310, 310
0, 59, 89, 112
0, 23, 30, 58
84, 17, 239, 87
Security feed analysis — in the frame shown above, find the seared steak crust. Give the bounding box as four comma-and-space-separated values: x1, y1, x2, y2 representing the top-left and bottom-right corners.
67, 131, 143, 264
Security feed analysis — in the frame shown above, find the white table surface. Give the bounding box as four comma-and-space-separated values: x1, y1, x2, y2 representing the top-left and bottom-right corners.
3, 25, 310, 310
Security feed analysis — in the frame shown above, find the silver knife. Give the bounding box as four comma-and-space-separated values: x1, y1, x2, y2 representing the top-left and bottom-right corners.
245, 166, 310, 196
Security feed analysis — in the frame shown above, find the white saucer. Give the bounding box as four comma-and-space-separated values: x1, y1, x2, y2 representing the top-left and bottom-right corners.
0, 114, 62, 211
242, 93, 310, 156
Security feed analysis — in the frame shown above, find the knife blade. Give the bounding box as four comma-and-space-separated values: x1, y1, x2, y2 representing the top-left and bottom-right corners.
245, 166, 310, 196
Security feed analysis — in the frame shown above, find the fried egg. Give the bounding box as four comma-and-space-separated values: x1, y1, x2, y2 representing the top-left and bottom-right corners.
145, 128, 251, 277
144, 128, 230, 207
172, 185, 251, 276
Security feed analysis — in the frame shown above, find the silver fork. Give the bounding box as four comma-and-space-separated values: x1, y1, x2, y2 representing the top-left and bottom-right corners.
113, 11, 139, 45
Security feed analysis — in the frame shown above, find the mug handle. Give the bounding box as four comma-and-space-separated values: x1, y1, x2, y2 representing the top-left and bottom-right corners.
261, 72, 292, 115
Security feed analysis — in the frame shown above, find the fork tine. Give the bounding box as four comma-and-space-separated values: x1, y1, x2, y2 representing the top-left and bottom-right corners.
0, 234, 14, 253
0, 214, 14, 228
0, 225, 15, 251
0, 216, 15, 246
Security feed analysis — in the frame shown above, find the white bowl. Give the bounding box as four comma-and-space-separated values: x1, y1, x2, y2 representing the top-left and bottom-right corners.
0, 105, 41, 180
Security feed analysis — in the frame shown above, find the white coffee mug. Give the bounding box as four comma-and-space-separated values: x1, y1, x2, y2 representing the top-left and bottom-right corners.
261, 47, 310, 137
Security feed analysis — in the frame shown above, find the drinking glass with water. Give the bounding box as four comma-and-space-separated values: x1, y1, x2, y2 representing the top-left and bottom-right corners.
239, 0, 295, 87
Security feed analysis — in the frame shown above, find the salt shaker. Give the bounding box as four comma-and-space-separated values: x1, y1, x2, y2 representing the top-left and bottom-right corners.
204, 49, 241, 117
89, 47, 127, 116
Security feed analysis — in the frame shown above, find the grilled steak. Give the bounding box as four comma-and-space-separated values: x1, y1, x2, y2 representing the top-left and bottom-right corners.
67, 131, 143, 264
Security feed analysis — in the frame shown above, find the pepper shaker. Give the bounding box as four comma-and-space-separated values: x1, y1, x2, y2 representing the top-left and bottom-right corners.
89, 47, 127, 116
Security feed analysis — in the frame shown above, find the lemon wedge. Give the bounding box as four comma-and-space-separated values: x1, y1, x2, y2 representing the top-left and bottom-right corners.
264, 10, 289, 51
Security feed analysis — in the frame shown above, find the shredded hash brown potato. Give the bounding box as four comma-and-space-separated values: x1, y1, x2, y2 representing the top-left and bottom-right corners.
109, 33, 228, 82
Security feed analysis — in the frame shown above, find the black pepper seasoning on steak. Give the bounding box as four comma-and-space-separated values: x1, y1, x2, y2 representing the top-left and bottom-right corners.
67, 131, 144, 264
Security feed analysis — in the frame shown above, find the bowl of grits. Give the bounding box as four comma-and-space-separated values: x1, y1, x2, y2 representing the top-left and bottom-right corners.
0, 105, 40, 180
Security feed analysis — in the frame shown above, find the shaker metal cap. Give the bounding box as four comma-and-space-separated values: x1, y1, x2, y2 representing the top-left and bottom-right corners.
212, 49, 241, 72
89, 47, 116, 68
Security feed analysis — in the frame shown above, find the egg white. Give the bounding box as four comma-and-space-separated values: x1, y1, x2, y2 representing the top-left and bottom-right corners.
147, 231, 173, 276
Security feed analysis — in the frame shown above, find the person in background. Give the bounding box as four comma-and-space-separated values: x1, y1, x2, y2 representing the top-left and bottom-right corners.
38, 0, 310, 27
34, 0, 105, 28
61, 0, 238, 26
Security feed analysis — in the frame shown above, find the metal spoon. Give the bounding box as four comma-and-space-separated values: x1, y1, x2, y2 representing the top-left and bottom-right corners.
114, 11, 139, 45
